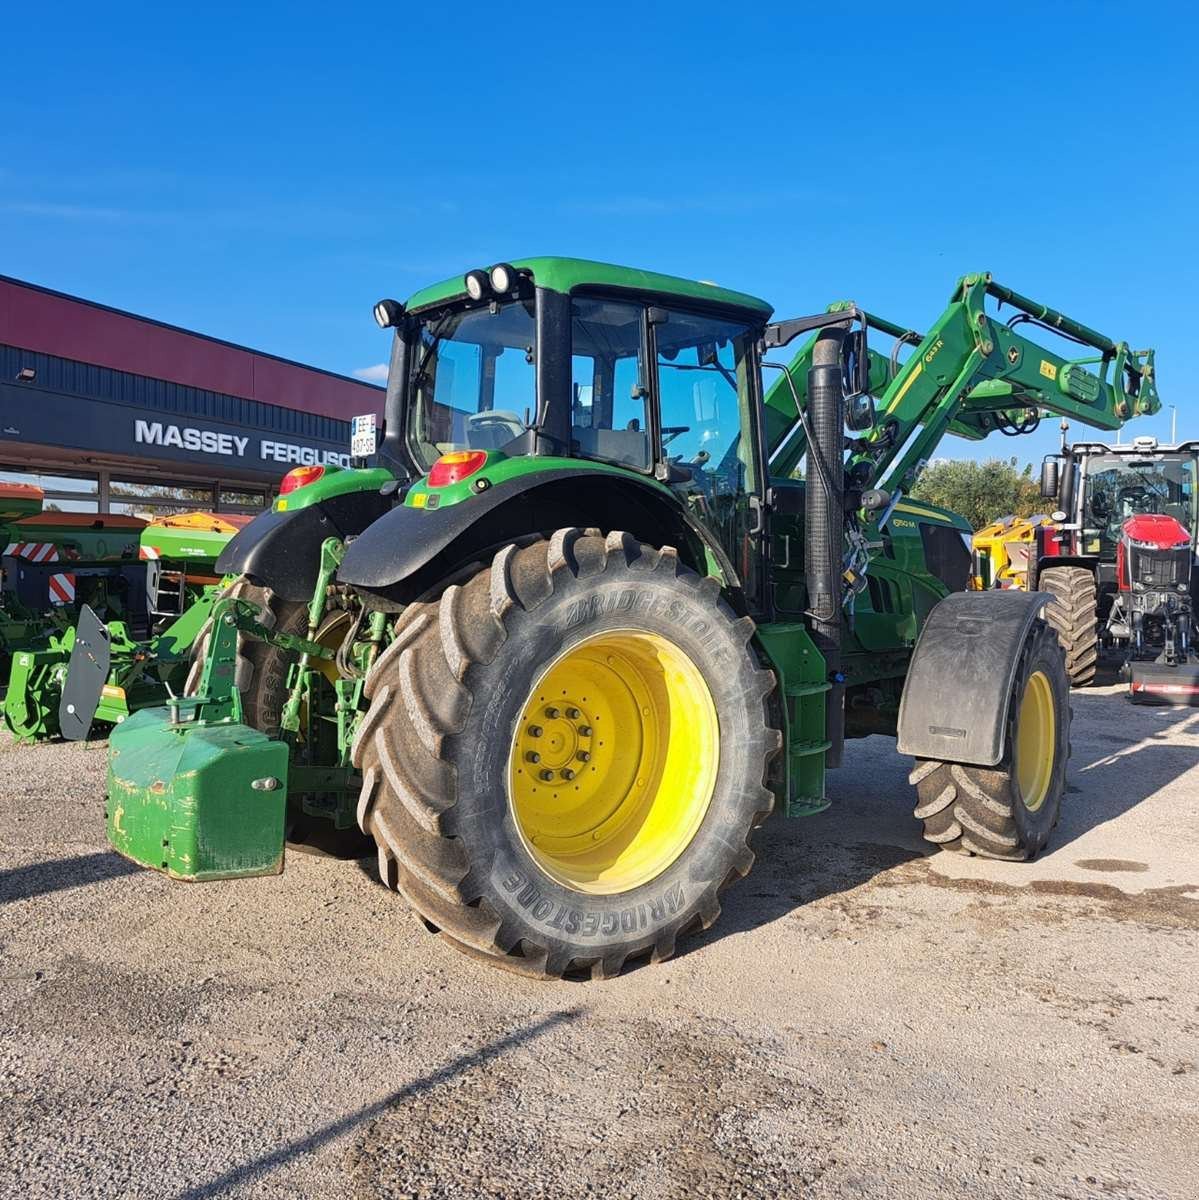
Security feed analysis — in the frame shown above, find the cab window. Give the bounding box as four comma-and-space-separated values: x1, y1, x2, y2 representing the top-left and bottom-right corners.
569, 297, 651, 471
654, 310, 756, 496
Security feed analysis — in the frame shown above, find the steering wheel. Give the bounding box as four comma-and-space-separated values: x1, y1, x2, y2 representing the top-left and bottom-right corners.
1119, 486, 1159, 514
660, 425, 691, 447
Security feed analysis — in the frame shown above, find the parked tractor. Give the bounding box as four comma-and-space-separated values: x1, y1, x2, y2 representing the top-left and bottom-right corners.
3, 512, 248, 742
975, 436, 1198, 700
105, 261, 1158, 979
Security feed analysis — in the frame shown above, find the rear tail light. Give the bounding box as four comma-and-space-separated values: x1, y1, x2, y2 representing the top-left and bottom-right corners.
427, 450, 487, 488
279, 465, 326, 495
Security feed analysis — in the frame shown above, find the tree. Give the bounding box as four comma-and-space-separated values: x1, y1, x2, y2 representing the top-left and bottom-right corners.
910, 457, 1043, 530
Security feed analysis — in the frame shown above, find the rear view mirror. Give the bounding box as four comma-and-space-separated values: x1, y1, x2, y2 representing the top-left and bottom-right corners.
1040, 456, 1061, 499
842, 329, 868, 397
846, 392, 876, 432
842, 328, 874, 430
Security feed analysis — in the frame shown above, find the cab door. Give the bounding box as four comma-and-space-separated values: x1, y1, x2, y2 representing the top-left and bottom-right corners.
649, 307, 767, 613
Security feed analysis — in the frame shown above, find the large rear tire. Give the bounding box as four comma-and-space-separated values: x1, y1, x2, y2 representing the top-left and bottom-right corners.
911, 617, 1069, 860
352, 528, 781, 980
1040, 565, 1098, 687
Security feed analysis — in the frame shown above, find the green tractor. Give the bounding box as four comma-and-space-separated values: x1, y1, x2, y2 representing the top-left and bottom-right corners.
106, 259, 1158, 979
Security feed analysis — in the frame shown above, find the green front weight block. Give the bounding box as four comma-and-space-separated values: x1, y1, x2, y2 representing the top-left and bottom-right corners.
106, 708, 289, 881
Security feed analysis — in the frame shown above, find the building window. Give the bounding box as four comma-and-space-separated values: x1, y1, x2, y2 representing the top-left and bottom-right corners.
218, 486, 268, 514
108, 477, 216, 521
0, 466, 100, 513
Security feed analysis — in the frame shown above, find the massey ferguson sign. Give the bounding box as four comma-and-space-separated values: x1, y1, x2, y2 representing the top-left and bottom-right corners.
133, 420, 350, 468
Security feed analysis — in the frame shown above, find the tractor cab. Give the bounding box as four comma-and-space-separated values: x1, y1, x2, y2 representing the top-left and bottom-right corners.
365, 258, 780, 613
1065, 439, 1199, 563
1039, 437, 1199, 588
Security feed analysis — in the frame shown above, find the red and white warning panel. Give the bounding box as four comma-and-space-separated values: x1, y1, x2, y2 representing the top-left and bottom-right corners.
2, 542, 61, 563
47, 573, 77, 605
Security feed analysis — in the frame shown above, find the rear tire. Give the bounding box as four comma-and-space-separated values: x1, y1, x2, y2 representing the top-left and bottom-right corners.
352, 528, 781, 979
1040, 565, 1098, 687
911, 617, 1069, 860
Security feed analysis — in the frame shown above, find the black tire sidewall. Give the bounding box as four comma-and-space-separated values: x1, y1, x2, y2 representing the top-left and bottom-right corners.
186, 578, 309, 738
447, 566, 771, 960
246, 600, 309, 736
1009, 621, 1069, 848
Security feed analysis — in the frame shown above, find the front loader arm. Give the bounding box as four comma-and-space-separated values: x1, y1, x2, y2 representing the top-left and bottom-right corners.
764, 273, 1159, 494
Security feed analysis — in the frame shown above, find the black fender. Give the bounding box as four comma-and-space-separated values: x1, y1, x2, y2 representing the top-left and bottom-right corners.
896, 589, 1051, 767
337, 470, 736, 607
216, 489, 392, 602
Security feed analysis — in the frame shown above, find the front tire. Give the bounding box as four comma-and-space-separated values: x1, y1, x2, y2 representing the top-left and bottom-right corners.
911, 617, 1069, 860
1040, 565, 1098, 687
352, 528, 781, 979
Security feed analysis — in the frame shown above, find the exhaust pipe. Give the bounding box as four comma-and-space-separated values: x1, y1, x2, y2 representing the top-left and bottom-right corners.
805, 324, 848, 767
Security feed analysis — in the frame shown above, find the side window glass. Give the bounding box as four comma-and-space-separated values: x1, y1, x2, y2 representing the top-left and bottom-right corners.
569, 298, 650, 470
655, 311, 754, 496
408, 299, 536, 467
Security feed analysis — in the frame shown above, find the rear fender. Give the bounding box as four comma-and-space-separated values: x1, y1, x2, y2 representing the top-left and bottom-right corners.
896, 590, 1050, 767
216, 490, 391, 602
337, 472, 732, 607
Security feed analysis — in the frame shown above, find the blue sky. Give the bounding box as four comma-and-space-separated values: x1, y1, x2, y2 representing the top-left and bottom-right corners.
2, 2, 1195, 467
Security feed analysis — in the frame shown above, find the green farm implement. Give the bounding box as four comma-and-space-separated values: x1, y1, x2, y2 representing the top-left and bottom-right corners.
4, 512, 247, 742
106, 260, 1158, 979
2, 506, 146, 678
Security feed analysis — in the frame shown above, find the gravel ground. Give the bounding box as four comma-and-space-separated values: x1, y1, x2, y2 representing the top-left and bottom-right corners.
1, 681, 1197, 1199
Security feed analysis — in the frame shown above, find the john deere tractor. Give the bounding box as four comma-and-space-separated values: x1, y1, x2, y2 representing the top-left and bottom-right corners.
105, 260, 1158, 979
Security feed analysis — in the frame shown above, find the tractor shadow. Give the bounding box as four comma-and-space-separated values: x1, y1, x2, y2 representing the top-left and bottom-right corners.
682, 686, 1199, 961
0, 850, 142, 905
1050, 686, 1199, 852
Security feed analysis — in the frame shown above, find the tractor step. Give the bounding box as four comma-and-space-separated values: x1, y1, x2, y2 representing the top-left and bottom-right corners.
1128, 660, 1199, 705
106, 708, 289, 880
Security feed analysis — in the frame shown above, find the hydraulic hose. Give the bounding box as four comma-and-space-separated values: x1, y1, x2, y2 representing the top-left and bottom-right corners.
806, 323, 848, 768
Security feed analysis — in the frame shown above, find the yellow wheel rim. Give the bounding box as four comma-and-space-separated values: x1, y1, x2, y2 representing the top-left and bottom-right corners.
508, 630, 719, 895
1014, 669, 1055, 812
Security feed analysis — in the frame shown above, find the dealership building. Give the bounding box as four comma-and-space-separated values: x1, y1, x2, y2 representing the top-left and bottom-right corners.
0, 275, 384, 519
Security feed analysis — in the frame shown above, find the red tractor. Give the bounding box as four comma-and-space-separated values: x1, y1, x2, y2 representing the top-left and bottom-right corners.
1116, 512, 1198, 700
1037, 434, 1199, 701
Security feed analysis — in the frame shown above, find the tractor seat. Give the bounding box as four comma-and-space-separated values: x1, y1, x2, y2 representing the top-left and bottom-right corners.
571, 427, 651, 469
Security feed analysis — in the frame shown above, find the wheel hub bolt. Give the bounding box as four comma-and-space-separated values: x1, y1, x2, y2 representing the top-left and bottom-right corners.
526, 724, 542, 738
539, 769, 554, 782
565, 706, 581, 720
578, 725, 592, 738
545, 706, 560, 719
576, 750, 591, 763
525, 751, 540, 764
561, 768, 575, 781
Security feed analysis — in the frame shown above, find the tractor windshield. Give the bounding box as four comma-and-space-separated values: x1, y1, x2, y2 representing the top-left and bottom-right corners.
1083, 454, 1197, 556
406, 298, 537, 470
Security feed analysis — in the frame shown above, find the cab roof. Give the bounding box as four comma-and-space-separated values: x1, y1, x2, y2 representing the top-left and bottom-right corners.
404, 256, 774, 317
